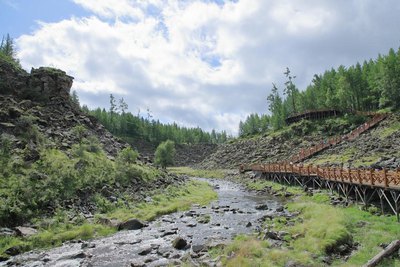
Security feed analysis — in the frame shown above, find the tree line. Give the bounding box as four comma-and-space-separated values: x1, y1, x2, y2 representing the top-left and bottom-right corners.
85, 95, 229, 145
239, 47, 400, 137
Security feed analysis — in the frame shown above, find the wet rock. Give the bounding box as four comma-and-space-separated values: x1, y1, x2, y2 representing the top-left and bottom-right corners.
255, 204, 268, 210
276, 206, 284, 212
118, 218, 146, 231
131, 259, 146, 267
81, 242, 96, 249
161, 229, 177, 237
15, 226, 37, 237
192, 244, 205, 253
172, 237, 188, 250
187, 222, 197, 227
0, 255, 9, 262
5, 245, 24, 256
138, 245, 153, 255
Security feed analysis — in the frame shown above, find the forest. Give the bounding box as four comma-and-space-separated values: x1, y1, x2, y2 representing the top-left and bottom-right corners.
239, 47, 400, 137
84, 97, 229, 145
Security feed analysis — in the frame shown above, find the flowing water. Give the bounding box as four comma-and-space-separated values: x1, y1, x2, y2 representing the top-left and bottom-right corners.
4, 179, 284, 267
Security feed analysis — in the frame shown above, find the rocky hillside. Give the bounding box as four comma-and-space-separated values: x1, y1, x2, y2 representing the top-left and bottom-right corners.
304, 113, 400, 169
199, 114, 400, 170
131, 138, 217, 166
0, 61, 128, 158
0, 59, 183, 227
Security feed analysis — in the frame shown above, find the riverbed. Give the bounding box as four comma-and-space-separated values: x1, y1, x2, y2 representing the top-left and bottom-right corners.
4, 178, 284, 267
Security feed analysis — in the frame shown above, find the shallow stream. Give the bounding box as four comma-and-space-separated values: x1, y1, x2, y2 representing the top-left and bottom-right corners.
4, 178, 283, 267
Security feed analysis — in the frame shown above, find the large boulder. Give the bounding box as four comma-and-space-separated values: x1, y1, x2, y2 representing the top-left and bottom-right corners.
118, 218, 146, 231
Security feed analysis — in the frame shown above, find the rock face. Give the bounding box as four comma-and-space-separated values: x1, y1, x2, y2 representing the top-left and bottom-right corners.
0, 59, 129, 157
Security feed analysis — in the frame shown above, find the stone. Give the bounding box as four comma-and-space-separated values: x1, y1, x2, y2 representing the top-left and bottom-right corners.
5, 245, 24, 256
131, 259, 146, 267
172, 237, 188, 250
276, 206, 284, 212
138, 245, 153, 256
14, 226, 37, 237
0, 228, 15, 237
246, 222, 252, 227
255, 204, 268, 210
118, 218, 146, 231
192, 244, 205, 253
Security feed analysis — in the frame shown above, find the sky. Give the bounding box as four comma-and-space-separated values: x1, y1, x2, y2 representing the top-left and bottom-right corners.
1, 0, 400, 135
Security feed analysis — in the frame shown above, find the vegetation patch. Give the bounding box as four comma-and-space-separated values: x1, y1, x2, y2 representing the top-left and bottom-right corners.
167, 167, 226, 179
213, 177, 400, 266
106, 180, 217, 222
373, 121, 400, 140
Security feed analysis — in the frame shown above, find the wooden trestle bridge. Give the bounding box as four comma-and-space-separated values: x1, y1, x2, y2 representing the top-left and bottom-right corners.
240, 112, 400, 221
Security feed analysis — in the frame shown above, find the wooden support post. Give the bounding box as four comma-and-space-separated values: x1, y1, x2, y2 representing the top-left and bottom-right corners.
383, 169, 388, 188
370, 169, 375, 186
358, 169, 362, 185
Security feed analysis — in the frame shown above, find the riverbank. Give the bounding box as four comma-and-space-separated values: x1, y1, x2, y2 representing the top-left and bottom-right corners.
0, 179, 217, 262
169, 167, 400, 266
2, 178, 284, 266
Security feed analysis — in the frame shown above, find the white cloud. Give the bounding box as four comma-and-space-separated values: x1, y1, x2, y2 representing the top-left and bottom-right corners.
15, 0, 400, 135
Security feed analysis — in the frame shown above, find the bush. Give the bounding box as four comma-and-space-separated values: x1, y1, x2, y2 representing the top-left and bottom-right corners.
117, 147, 139, 164
154, 140, 175, 168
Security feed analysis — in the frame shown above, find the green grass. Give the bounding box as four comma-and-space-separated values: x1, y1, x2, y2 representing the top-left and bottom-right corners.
0, 180, 217, 258
213, 178, 400, 267
106, 180, 217, 222
374, 121, 400, 140
167, 166, 226, 179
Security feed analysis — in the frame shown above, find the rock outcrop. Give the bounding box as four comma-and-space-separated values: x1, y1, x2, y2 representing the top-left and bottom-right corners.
0, 59, 128, 157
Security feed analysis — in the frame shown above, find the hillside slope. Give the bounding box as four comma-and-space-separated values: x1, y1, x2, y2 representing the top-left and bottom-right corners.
199, 114, 400, 170
0, 59, 181, 227
304, 113, 400, 169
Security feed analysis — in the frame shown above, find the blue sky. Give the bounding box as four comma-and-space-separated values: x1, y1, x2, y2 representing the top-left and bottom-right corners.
0, 0, 89, 36
2, 0, 400, 135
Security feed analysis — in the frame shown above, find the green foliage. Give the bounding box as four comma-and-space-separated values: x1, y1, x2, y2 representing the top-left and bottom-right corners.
0, 34, 21, 69
154, 140, 175, 168
88, 96, 229, 145
117, 147, 139, 164
239, 113, 270, 137
167, 167, 225, 179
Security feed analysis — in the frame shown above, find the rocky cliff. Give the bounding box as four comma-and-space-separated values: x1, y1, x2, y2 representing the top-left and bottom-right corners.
0, 60, 128, 159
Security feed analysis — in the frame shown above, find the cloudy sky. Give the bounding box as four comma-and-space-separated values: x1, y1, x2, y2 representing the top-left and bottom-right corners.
1, 0, 400, 135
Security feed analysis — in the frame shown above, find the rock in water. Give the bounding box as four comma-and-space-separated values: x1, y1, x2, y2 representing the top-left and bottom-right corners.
172, 237, 188, 250
255, 204, 268, 210
118, 218, 146, 231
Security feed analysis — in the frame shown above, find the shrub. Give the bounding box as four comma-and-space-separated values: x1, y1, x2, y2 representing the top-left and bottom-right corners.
117, 147, 139, 164
154, 140, 176, 168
